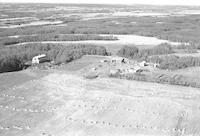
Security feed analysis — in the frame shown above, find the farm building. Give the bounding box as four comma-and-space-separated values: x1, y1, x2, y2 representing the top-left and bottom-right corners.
132, 65, 141, 72
153, 63, 159, 68
111, 57, 129, 64
32, 54, 49, 64
139, 61, 148, 67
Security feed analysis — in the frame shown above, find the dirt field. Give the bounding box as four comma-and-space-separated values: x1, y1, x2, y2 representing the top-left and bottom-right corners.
0, 57, 200, 136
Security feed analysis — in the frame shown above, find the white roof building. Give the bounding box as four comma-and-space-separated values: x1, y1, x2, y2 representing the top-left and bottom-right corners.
32, 54, 46, 64
139, 61, 147, 67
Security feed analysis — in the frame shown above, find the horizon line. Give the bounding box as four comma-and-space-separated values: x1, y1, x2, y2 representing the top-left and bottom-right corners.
0, 2, 200, 7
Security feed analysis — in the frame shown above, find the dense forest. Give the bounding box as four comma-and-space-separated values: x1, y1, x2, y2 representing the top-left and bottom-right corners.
149, 55, 200, 70
117, 44, 174, 60
0, 43, 109, 73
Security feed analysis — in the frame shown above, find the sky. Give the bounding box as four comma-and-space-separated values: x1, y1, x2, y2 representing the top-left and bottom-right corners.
0, 0, 200, 6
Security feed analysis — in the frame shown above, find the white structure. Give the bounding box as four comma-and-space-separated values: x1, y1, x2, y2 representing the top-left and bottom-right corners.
109, 69, 120, 75
153, 63, 159, 68
32, 54, 46, 64
133, 65, 141, 72
139, 61, 147, 67
91, 67, 97, 71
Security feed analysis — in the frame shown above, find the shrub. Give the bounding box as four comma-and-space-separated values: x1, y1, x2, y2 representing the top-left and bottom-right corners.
109, 72, 200, 88
138, 44, 173, 57
148, 55, 200, 70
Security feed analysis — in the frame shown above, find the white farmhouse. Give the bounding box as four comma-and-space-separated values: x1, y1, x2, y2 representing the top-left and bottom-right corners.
32, 54, 47, 64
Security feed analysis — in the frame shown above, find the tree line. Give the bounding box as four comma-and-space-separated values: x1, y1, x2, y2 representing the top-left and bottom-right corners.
148, 55, 200, 70
117, 44, 200, 70
117, 44, 174, 60
0, 43, 109, 73
109, 72, 200, 88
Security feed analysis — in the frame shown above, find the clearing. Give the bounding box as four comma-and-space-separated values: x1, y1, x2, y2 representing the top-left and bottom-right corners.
0, 56, 200, 136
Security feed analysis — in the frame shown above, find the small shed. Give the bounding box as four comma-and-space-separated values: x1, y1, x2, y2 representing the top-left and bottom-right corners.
153, 63, 159, 68
32, 54, 49, 64
139, 61, 148, 67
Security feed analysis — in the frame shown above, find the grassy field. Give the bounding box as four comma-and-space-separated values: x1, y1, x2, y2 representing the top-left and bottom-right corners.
0, 57, 200, 136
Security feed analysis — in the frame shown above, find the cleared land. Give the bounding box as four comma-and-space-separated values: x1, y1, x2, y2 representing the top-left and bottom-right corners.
0, 56, 200, 136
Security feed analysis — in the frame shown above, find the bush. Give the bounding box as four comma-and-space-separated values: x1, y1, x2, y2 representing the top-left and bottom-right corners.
117, 46, 139, 58
117, 44, 174, 60
85, 73, 99, 79
138, 44, 173, 58
109, 72, 200, 88
148, 55, 200, 70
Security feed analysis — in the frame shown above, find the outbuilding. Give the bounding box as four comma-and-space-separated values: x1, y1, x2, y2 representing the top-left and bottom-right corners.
133, 65, 141, 72
139, 61, 148, 67
32, 54, 49, 64
111, 57, 129, 64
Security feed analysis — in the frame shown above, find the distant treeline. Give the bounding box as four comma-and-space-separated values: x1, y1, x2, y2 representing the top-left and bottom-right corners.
117, 44, 200, 70
117, 44, 174, 60
148, 55, 200, 70
0, 43, 109, 73
1, 34, 118, 46
2, 15, 200, 44
109, 72, 200, 88
173, 43, 200, 53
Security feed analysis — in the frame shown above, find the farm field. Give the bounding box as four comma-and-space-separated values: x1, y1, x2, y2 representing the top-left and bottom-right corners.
1, 62, 200, 136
